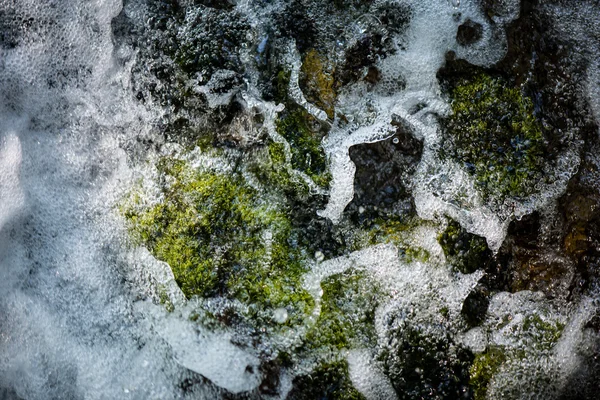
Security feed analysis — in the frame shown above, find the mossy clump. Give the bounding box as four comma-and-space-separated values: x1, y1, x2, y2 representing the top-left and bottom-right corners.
438, 219, 492, 274
469, 314, 565, 399
287, 360, 366, 400
469, 346, 507, 400
348, 217, 431, 262
248, 141, 346, 261
289, 270, 382, 399
249, 141, 311, 200
300, 49, 338, 119
275, 107, 332, 187
124, 158, 313, 321
305, 269, 381, 351
522, 314, 565, 351
273, 69, 293, 105
269, 64, 332, 188
353, 217, 414, 248
443, 74, 546, 199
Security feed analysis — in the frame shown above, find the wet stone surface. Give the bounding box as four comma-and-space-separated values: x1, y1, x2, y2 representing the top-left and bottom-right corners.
105, 0, 600, 398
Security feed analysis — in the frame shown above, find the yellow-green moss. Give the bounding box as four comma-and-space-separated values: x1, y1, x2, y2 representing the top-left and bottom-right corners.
305, 269, 381, 351
300, 49, 337, 119
275, 107, 331, 187
522, 314, 565, 351
248, 141, 311, 199
271, 64, 332, 188
445, 74, 545, 199
348, 217, 430, 262
124, 158, 313, 322
470, 346, 507, 400
274, 69, 292, 105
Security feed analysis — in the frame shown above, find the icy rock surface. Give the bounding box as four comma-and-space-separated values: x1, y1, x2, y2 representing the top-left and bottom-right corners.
1, 0, 600, 399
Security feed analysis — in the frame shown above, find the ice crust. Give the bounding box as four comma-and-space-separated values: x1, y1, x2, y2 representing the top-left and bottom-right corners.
0, 0, 253, 398
0, 134, 24, 230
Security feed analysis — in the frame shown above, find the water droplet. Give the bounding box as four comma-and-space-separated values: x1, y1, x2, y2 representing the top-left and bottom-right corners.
273, 308, 288, 324
315, 251, 325, 262
392, 137, 400, 144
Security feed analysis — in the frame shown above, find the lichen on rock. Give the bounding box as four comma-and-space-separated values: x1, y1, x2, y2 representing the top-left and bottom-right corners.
300, 49, 338, 119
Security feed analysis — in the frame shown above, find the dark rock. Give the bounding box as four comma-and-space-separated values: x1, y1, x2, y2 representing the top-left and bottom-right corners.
377, 308, 474, 399
346, 124, 423, 224
456, 19, 483, 46
461, 286, 490, 327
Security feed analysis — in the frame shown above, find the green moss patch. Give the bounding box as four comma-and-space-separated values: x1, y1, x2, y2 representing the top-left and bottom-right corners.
275, 107, 332, 187
522, 314, 565, 351
438, 219, 492, 274
271, 65, 332, 188
470, 346, 507, 400
124, 158, 313, 321
443, 74, 546, 199
305, 269, 381, 351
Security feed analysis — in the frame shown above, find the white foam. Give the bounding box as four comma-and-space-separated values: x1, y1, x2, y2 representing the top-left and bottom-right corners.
347, 348, 397, 400
0, 0, 239, 397
152, 305, 263, 394
0, 133, 24, 230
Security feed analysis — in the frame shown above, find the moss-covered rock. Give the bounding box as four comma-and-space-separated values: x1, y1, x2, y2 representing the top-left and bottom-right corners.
438, 219, 493, 274
443, 74, 546, 199
469, 346, 507, 400
522, 314, 565, 351
123, 158, 313, 323
275, 106, 332, 187
469, 312, 565, 399
287, 360, 366, 400
249, 141, 311, 200
305, 269, 381, 351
